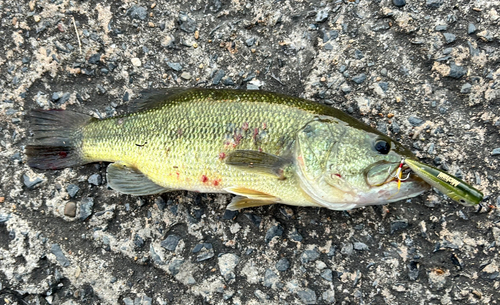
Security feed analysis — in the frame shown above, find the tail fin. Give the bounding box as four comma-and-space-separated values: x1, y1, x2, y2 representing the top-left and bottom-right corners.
26, 110, 94, 169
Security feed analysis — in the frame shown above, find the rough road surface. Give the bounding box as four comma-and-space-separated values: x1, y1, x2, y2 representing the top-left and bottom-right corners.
1, 0, 499, 304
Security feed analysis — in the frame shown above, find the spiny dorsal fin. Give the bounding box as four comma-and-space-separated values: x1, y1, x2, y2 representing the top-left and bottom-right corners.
128, 88, 194, 112
225, 150, 290, 179
226, 196, 277, 211
106, 162, 170, 196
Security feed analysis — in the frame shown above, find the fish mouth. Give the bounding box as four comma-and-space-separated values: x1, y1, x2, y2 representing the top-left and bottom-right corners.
364, 161, 427, 188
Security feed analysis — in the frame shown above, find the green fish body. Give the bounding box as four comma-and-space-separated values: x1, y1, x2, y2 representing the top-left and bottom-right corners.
27, 88, 430, 210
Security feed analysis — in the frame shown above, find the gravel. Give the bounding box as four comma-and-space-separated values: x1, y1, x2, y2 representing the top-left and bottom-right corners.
79, 197, 94, 221
50, 244, 70, 267
161, 234, 181, 251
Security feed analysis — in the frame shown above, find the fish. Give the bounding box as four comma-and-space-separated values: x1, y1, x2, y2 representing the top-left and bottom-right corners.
26, 88, 431, 211
404, 159, 483, 206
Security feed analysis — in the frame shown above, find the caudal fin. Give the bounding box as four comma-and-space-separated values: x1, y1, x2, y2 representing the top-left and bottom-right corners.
26, 110, 94, 169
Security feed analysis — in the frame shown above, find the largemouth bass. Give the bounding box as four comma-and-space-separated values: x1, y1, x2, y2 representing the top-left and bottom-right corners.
27, 88, 432, 210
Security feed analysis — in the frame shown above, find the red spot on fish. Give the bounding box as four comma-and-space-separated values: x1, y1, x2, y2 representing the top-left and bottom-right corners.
262, 122, 267, 130
176, 172, 180, 179
201, 175, 209, 183
253, 128, 259, 141
234, 133, 243, 145
242, 122, 249, 131
258, 147, 263, 152
334, 173, 342, 178
59, 151, 68, 158
219, 152, 226, 159
213, 179, 220, 186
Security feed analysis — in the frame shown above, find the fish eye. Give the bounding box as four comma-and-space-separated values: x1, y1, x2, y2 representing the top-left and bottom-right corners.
374, 140, 391, 154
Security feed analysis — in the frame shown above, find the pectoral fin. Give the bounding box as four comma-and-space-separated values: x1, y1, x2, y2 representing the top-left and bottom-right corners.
225, 150, 289, 179
106, 162, 170, 196
227, 196, 277, 211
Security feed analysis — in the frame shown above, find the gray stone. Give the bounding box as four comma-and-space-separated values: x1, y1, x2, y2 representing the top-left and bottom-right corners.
179, 12, 196, 33
128, 6, 147, 20
341, 85, 352, 94
467, 23, 476, 35
391, 121, 401, 134
408, 261, 419, 280
133, 234, 144, 249
168, 258, 184, 276
491, 148, 500, 156
51, 244, 70, 267
321, 269, 333, 281
88, 53, 101, 64
448, 63, 467, 79
435, 25, 447, 31
167, 62, 182, 71
263, 268, 278, 287
276, 258, 290, 271
300, 249, 320, 264
123, 297, 134, 305
408, 116, 425, 126
324, 43, 333, 50
246, 37, 256, 47
477, 30, 494, 42
460, 83, 472, 94
352, 73, 367, 84
64, 202, 76, 217
265, 224, 283, 243
391, 219, 409, 234
212, 69, 225, 85
23, 174, 43, 189
426, 0, 443, 8
378, 82, 388, 92
353, 242, 369, 251
59, 92, 71, 104
443, 33, 456, 44
88, 174, 102, 186
218, 253, 240, 280
297, 288, 317, 304
193, 243, 214, 261
468, 41, 480, 57
289, 229, 303, 242
155, 197, 166, 211
322, 290, 335, 303
315, 10, 329, 23
79, 197, 94, 221
254, 290, 269, 301
393, 0, 406, 7
66, 184, 79, 198
341, 243, 354, 255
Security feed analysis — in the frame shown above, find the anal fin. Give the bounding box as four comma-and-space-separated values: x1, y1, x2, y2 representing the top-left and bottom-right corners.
227, 196, 276, 211
106, 162, 170, 196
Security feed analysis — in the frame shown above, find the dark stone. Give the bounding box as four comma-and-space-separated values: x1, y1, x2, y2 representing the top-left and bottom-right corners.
460, 83, 472, 94
352, 73, 366, 84
408, 116, 425, 126
276, 258, 290, 271
59, 92, 71, 104
168, 258, 184, 276
88, 53, 101, 64
223, 77, 235, 86
167, 62, 182, 71
212, 69, 225, 85
265, 224, 284, 243
353, 242, 369, 251
161, 235, 181, 251
23, 174, 43, 189
391, 219, 409, 234
51, 91, 63, 101
492, 148, 500, 156
223, 209, 238, 220
426, 0, 443, 8
467, 23, 476, 35
244, 213, 261, 226
391, 121, 400, 134
378, 82, 388, 92
289, 229, 303, 242
51, 244, 70, 267
408, 261, 419, 280
443, 33, 456, 44
245, 37, 256, 47
128, 6, 148, 21
193, 243, 214, 261
435, 25, 447, 31
123, 92, 130, 102
88, 174, 102, 186
448, 63, 467, 79
434, 240, 459, 252
377, 121, 387, 134
300, 249, 320, 264
79, 197, 94, 221
179, 12, 196, 33
392, 0, 406, 7
134, 234, 145, 249
321, 269, 333, 281
354, 49, 364, 59
263, 269, 278, 287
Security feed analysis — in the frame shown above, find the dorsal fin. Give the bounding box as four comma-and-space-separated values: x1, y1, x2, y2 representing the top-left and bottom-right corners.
128, 88, 194, 112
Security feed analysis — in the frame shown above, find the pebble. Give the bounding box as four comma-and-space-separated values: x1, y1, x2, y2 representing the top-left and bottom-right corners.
23, 174, 43, 189
87, 174, 102, 186
468, 41, 480, 57
408, 116, 425, 126
244, 213, 261, 226
353, 242, 369, 251
477, 30, 494, 42
460, 83, 472, 94
378, 82, 388, 92
134, 234, 145, 249
161, 235, 180, 251
155, 197, 166, 211
315, 10, 329, 23
448, 63, 467, 79
64, 202, 76, 217
321, 269, 333, 281
263, 269, 278, 287
88, 53, 101, 65
322, 290, 335, 303
168, 258, 184, 276
408, 261, 419, 280
79, 197, 94, 221
192, 243, 214, 261
212, 69, 225, 85
265, 224, 284, 243
218, 253, 240, 280
128, 6, 148, 21
300, 249, 320, 264
245, 37, 256, 47
324, 43, 333, 50
341, 243, 354, 255
393, 0, 406, 7
223, 209, 238, 220
352, 73, 367, 84
341, 85, 352, 94
435, 25, 447, 31
51, 244, 70, 267
322, 30, 338, 42
180, 72, 191, 80
443, 33, 456, 44
254, 290, 269, 301
167, 62, 182, 71
426, 0, 443, 8
391, 219, 409, 234
391, 121, 401, 134
377, 121, 387, 134
131, 58, 142, 67
297, 288, 317, 304
276, 258, 290, 271
289, 229, 303, 242
179, 12, 196, 33
467, 23, 476, 35
161, 35, 175, 48
491, 148, 500, 156
51, 91, 63, 101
